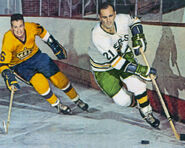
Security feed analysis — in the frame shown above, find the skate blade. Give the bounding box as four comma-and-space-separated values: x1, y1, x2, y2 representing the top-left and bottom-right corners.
86, 108, 100, 113
153, 126, 161, 130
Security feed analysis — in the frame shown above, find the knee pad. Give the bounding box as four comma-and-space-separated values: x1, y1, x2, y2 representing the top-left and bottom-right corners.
112, 88, 131, 107
122, 75, 146, 96
30, 73, 50, 94
50, 72, 69, 89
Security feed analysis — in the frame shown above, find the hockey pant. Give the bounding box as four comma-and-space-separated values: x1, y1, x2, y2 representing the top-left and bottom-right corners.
94, 69, 149, 108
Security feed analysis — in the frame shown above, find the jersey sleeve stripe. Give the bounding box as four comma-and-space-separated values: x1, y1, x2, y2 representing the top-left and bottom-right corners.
90, 58, 112, 71
111, 56, 126, 70
0, 65, 9, 73
42, 32, 50, 42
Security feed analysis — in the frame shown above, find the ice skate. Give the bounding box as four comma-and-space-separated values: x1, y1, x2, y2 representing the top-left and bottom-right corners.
74, 99, 89, 111
55, 102, 72, 115
139, 104, 160, 128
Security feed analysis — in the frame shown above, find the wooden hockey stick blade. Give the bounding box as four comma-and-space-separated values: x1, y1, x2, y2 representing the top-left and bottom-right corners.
180, 134, 185, 141
2, 121, 7, 134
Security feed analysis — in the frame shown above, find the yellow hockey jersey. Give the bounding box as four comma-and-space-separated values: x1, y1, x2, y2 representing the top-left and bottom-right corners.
0, 22, 47, 72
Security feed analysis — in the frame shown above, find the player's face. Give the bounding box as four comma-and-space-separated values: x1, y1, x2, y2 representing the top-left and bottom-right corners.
99, 5, 116, 29
11, 20, 25, 39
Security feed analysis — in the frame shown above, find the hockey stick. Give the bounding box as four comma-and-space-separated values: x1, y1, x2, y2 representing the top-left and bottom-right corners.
2, 87, 15, 134
140, 48, 185, 141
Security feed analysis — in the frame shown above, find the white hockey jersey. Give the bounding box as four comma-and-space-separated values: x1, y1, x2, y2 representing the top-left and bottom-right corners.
88, 14, 140, 72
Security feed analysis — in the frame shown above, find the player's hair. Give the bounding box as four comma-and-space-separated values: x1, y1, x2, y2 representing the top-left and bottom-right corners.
98, 2, 115, 14
10, 13, 24, 26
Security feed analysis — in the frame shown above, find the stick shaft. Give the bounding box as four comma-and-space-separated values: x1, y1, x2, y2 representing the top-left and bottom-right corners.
140, 48, 180, 140
6, 88, 15, 133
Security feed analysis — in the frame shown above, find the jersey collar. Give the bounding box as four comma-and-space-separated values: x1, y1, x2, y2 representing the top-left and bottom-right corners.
13, 29, 27, 44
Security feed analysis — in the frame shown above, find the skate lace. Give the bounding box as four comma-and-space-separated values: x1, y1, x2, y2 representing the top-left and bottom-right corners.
59, 104, 68, 111
145, 113, 155, 123
75, 99, 85, 108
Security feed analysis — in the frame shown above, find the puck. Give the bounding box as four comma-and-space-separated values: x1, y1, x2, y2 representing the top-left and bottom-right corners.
141, 140, 149, 144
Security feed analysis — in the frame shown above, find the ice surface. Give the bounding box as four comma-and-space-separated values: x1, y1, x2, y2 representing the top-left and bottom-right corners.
0, 83, 185, 148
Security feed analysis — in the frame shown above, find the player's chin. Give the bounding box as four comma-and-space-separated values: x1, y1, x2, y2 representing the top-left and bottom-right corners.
106, 26, 112, 29
106, 24, 114, 29
15, 34, 24, 39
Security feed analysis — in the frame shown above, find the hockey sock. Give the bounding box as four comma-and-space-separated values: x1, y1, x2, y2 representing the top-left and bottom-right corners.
50, 72, 78, 99
30, 73, 58, 105
135, 91, 149, 108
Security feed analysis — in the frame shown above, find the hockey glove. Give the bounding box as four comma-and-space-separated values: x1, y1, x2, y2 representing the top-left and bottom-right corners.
2, 69, 20, 91
47, 35, 67, 60
124, 63, 157, 81
132, 34, 147, 56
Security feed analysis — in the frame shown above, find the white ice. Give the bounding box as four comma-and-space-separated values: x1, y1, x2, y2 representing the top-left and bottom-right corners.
0, 82, 185, 148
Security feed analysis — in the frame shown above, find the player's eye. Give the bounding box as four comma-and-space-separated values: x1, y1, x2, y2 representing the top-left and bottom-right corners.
109, 15, 113, 18
101, 16, 107, 19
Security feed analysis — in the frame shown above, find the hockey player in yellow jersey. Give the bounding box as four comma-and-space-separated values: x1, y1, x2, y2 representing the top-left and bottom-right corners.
0, 13, 88, 114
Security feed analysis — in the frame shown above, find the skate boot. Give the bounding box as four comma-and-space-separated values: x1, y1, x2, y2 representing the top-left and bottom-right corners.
74, 98, 89, 111
139, 104, 160, 128
53, 100, 72, 114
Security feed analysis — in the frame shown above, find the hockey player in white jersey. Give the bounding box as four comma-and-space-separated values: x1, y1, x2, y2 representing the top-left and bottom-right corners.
88, 2, 160, 128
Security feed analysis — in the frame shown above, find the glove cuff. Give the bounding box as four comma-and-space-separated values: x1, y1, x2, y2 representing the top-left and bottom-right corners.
132, 34, 145, 41
2, 68, 12, 79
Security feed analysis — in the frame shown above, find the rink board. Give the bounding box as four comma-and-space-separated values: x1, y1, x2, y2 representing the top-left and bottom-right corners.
0, 16, 184, 123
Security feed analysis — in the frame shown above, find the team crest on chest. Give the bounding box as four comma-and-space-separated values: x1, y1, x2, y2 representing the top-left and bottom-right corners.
113, 34, 129, 54
17, 47, 33, 60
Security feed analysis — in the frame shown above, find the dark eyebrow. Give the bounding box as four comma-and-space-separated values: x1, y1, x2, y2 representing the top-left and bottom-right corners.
101, 14, 113, 18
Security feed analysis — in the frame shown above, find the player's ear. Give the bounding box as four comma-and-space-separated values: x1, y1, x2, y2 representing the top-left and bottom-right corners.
10, 23, 13, 30
98, 14, 102, 21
